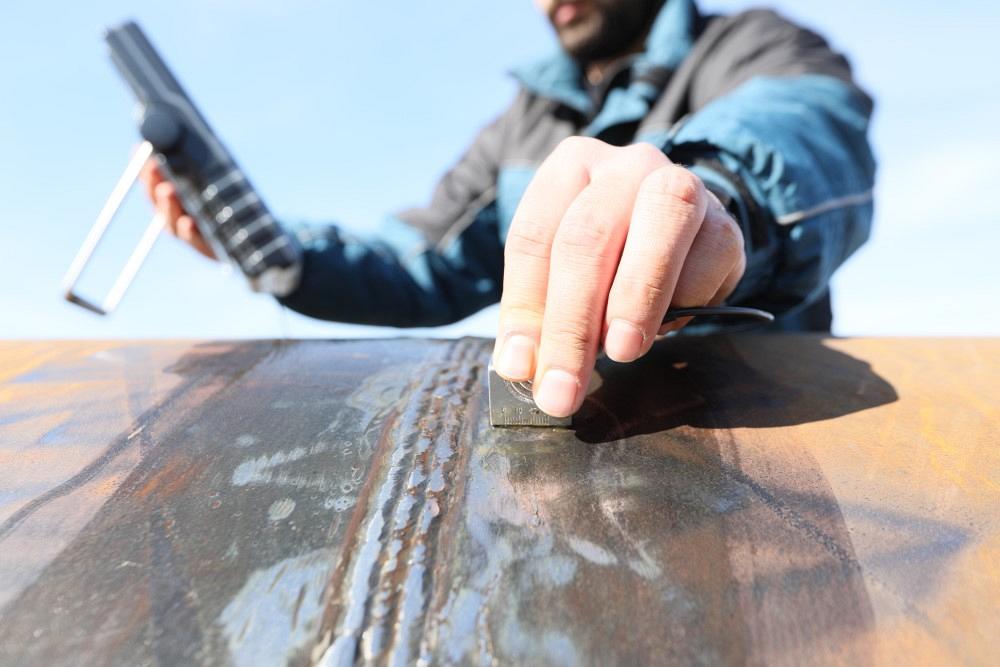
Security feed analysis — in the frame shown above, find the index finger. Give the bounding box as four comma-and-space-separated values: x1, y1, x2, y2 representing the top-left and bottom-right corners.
492, 137, 605, 380
141, 158, 164, 203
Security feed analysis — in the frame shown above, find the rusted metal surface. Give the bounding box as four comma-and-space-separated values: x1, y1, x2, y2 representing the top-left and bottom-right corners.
0, 336, 997, 666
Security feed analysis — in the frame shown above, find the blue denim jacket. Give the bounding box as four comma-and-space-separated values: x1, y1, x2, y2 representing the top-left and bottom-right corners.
280, 0, 875, 332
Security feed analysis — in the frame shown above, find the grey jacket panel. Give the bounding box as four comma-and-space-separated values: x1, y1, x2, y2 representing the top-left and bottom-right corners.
642, 10, 870, 137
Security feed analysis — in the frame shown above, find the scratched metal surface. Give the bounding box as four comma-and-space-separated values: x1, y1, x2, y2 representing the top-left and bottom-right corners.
0, 337, 997, 666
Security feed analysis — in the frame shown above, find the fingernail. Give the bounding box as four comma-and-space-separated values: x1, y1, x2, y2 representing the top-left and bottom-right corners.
535, 368, 579, 418
605, 319, 645, 362
496, 334, 535, 380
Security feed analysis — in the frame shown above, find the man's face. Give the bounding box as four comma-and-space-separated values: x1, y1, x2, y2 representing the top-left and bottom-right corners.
536, 0, 665, 64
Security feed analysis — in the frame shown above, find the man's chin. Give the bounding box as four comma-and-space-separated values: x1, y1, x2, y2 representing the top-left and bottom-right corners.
556, 20, 606, 61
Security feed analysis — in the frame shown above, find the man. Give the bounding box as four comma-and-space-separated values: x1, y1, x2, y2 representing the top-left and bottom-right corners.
143, 0, 875, 418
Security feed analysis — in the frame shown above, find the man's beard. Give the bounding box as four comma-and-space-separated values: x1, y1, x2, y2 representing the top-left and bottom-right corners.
554, 0, 667, 64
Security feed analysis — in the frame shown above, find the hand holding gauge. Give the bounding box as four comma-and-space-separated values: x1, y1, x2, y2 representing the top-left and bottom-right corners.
63, 21, 302, 315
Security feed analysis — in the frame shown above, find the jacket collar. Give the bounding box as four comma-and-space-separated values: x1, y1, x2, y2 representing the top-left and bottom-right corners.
512, 0, 699, 117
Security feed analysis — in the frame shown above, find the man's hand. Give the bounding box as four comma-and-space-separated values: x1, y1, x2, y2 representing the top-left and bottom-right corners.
140, 160, 216, 260
492, 137, 746, 418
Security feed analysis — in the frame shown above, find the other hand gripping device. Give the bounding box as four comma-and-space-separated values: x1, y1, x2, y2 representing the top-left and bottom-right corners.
63, 21, 302, 315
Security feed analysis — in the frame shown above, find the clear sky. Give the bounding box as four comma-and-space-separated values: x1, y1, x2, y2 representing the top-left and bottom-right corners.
1, 0, 997, 339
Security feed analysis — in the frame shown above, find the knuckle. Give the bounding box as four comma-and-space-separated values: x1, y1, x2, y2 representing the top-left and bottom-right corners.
642, 165, 704, 209
555, 214, 613, 257
614, 275, 669, 317
670, 169, 704, 207
545, 323, 593, 360
593, 143, 665, 181
624, 142, 668, 168
505, 219, 552, 262
554, 135, 601, 160
500, 302, 544, 325
705, 212, 745, 257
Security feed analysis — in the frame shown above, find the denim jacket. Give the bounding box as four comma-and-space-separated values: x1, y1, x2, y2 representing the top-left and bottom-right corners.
279, 0, 875, 332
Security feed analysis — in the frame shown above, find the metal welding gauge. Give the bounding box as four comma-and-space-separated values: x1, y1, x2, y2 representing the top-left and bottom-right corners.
488, 306, 776, 427
488, 362, 573, 428
63, 20, 302, 315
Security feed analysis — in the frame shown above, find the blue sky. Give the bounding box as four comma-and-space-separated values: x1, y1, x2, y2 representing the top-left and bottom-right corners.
1, 0, 997, 339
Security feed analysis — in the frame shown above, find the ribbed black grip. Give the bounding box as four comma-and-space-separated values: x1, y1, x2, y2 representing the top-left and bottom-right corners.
106, 21, 302, 296
165, 160, 299, 278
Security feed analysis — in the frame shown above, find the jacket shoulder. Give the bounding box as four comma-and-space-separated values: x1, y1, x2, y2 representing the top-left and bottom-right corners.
686, 9, 868, 110
698, 8, 857, 83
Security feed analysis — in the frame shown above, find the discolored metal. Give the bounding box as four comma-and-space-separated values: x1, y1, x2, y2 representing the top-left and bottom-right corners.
0, 336, 997, 666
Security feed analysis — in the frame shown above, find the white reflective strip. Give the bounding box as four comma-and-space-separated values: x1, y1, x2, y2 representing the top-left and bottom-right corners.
225, 214, 273, 249
244, 235, 290, 269
776, 189, 874, 226
228, 190, 261, 216
202, 169, 245, 199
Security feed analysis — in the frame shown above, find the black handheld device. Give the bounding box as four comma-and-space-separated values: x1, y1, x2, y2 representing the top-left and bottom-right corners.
63, 20, 302, 314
